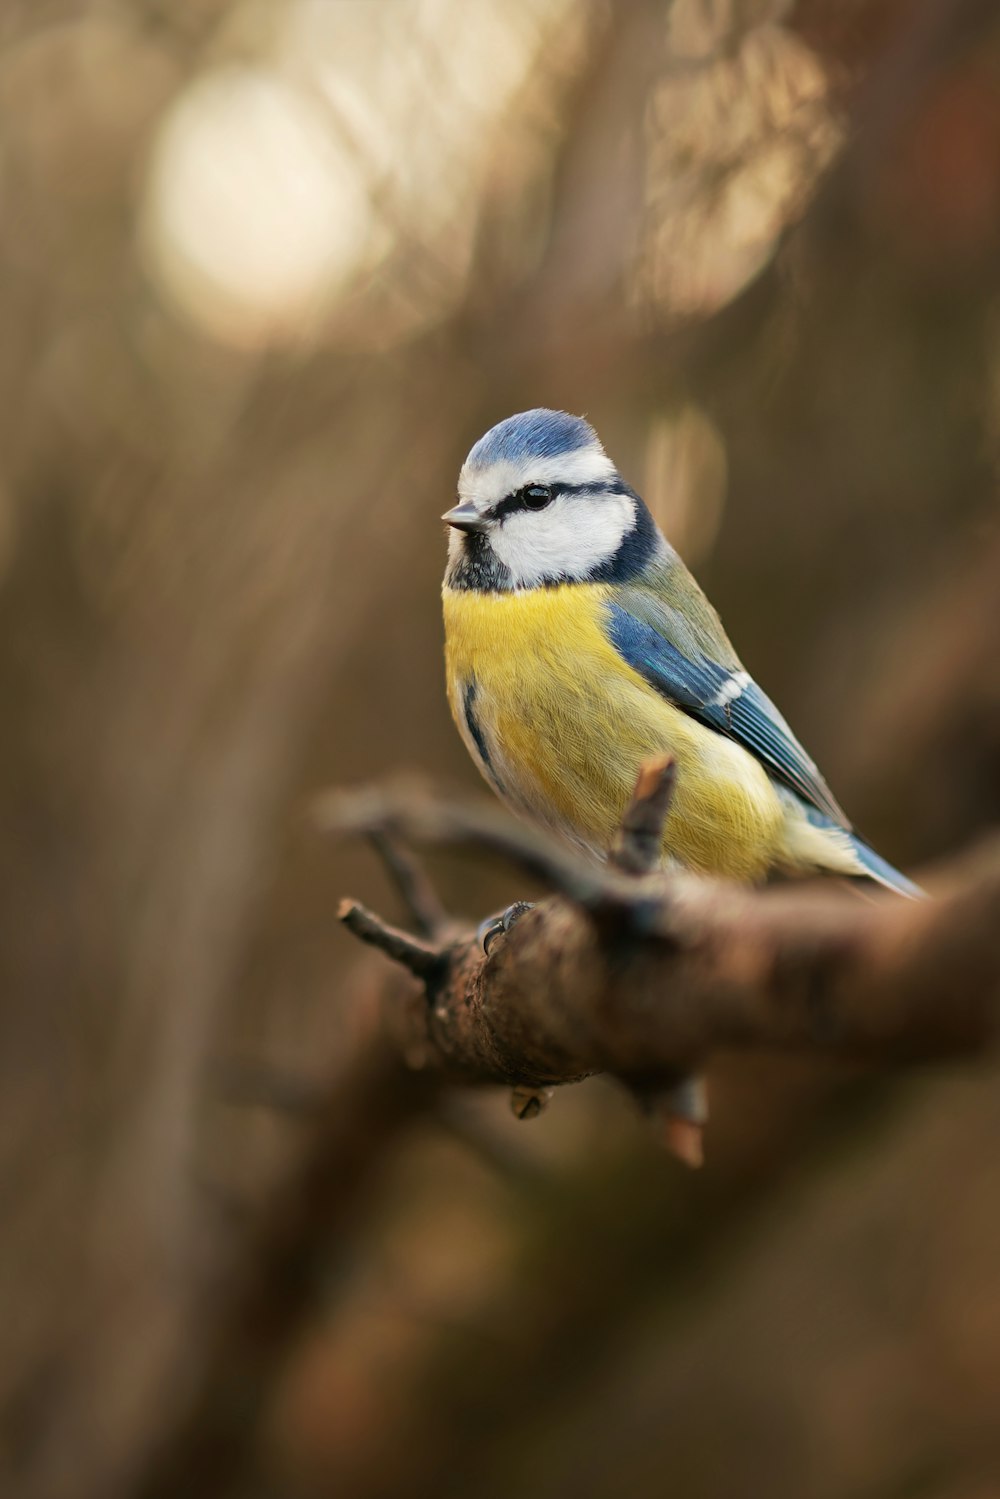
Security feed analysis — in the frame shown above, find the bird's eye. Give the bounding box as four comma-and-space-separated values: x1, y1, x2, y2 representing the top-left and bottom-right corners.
522, 485, 552, 510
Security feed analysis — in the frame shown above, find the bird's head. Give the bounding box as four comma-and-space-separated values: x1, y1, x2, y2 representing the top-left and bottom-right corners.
443, 409, 660, 591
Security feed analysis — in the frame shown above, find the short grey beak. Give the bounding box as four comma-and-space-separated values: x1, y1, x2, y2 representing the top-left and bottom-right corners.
442, 502, 487, 534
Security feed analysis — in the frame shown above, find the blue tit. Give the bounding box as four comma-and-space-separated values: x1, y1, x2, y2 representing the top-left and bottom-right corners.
441, 407, 920, 896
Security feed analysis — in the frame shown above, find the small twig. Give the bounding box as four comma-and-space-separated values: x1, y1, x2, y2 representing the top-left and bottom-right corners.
509, 1085, 555, 1121
316, 785, 671, 923
610, 758, 704, 1164
611, 756, 677, 876
631, 1073, 709, 1169
337, 899, 444, 981
317, 785, 631, 911
367, 828, 449, 939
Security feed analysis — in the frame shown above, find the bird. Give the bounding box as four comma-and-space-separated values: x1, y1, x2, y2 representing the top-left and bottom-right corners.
441, 407, 919, 898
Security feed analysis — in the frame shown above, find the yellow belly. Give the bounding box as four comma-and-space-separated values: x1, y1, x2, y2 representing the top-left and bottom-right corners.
443, 582, 786, 881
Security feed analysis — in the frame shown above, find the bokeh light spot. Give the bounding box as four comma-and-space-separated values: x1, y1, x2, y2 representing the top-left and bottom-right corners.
140, 67, 370, 348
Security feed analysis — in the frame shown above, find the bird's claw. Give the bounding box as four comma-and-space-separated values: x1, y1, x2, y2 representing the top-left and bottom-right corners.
478, 900, 536, 955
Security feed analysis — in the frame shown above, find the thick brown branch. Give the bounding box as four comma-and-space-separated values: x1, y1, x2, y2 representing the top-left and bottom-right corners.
464, 869, 1000, 1080
137, 1023, 439, 1499
334, 786, 1000, 1090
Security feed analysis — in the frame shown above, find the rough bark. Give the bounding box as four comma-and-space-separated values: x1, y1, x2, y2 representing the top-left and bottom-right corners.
335, 783, 1000, 1097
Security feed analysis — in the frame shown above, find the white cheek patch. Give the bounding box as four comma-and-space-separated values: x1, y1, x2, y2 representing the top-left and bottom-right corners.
490, 494, 635, 587
458, 445, 616, 511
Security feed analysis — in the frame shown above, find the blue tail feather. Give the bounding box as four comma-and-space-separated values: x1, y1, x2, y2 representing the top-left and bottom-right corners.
847, 833, 924, 898
801, 803, 924, 898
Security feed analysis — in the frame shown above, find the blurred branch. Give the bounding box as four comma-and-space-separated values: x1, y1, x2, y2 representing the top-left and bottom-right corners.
137, 1016, 439, 1499
331, 773, 1000, 1099
610, 753, 677, 875
366, 827, 450, 939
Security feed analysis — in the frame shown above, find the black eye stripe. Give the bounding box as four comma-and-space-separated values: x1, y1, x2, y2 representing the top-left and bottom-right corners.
491, 488, 549, 521
489, 477, 627, 521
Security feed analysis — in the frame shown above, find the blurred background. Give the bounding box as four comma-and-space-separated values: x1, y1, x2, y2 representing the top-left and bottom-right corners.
2, 2, 1000, 1497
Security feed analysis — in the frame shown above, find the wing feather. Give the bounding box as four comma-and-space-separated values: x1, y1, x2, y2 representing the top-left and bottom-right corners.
603, 600, 849, 827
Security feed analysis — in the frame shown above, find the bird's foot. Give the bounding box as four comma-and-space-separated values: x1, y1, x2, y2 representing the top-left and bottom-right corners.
477, 900, 536, 955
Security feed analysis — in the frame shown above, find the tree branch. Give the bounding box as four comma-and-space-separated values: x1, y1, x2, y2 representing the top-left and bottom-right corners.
330, 779, 1000, 1100
337, 898, 444, 981
136, 1020, 439, 1499
365, 827, 450, 939
610, 754, 677, 876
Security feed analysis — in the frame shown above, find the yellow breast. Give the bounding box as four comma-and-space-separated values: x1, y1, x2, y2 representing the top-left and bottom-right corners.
442, 582, 785, 880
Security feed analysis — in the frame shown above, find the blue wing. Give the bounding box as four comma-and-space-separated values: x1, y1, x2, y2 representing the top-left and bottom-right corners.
604, 601, 849, 827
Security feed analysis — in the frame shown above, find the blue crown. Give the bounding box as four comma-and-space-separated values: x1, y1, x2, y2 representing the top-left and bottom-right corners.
465, 409, 599, 470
